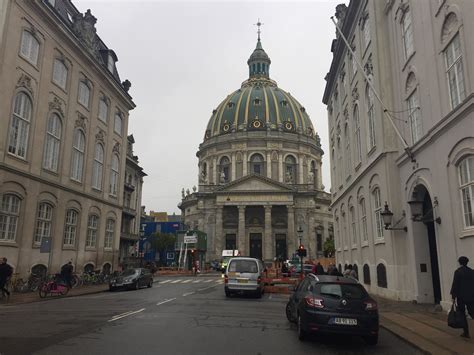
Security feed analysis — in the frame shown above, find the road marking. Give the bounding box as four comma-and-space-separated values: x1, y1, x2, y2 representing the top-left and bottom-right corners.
197, 285, 218, 292
156, 298, 176, 306
182, 279, 192, 283
215, 280, 224, 284
108, 308, 145, 322
171, 280, 181, 284
182, 292, 195, 296
161, 280, 172, 284
204, 279, 213, 283
192, 280, 201, 283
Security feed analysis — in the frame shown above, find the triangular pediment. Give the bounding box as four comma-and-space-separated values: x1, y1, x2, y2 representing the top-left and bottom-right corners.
216, 174, 294, 193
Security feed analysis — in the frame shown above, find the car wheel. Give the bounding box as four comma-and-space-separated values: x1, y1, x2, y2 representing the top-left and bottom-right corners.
364, 334, 378, 345
286, 302, 296, 323
147, 280, 153, 288
297, 314, 307, 341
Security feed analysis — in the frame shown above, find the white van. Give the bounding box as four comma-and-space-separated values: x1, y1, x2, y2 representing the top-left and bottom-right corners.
224, 257, 265, 298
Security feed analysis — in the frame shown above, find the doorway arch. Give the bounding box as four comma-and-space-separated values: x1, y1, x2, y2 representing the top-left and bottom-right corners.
410, 184, 441, 304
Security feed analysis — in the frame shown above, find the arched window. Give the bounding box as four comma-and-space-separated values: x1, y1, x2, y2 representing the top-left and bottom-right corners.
71, 130, 85, 181
43, 113, 62, 171
78, 81, 90, 108
31, 264, 48, 278
0, 194, 21, 241
372, 187, 384, 239
362, 17, 370, 49
63, 209, 78, 246
406, 73, 422, 143
366, 85, 376, 149
34, 203, 53, 244
353, 105, 362, 163
377, 263, 387, 288
98, 98, 108, 123
92, 143, 104, 190
250, 153, 264, 176
109, 154, 120, 195
401, 9, 414, 59
363, 264, 371, 285
350, 205, 357, 246
445, 34, 465, 109
219, 156, 230, 183
353, 264, 359, 280
105, 218, 115, 249
344, 123, 351, 177
103, 263, 112, 274
84, 263, 94, 273
341, 208, 347, 247
459, 155, 474, 228
20, 30, 39, 65
52, 59, 68, 89
285, 155, 297, 183
360, 197, 368, 242
86, 214, 99, 248
8, 92, 32, 158
114, 112, 123, 135
310, 160, 317, 187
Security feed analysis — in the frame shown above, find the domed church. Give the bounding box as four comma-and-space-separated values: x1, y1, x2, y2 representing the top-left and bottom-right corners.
180, 28, 332, 263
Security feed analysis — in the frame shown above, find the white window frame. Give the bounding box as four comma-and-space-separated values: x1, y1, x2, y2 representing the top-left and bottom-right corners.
107, 54, 115, 73
86, 214, 99, 248
458, 156, 474, 228
43, 113, 62, 172
109, 154, 120, 196
372, 188, 384, 239
105, 218, 114, 249
360, 198, 368, 243
407, 90, 422, 144
445, 34, 466, 109
63, 209, 78, 247
78, 81, 90, 108
52, 59, 68, 89
92, 143, 104, 190
71, 129, 85, 182
8, 92, 32, 159
34, 203, 52, 244
350, 205, 357, 246
20, 30, 39, 65
402, 10, 414, 60
114, 112, 122, 135
98, 98, 108, 123
366, 86, 376, 150
0, 194, 20, 241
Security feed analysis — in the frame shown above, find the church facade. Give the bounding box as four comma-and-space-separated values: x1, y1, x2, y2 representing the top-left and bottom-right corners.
180, 32, 332, 263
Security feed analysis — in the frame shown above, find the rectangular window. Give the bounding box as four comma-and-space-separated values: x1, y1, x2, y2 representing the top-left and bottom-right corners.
52, 59, 67, 89
114, 113, 122, 135
459, 156, 474, 228
63, 210, 78, 246
402, 10, 415, 59
86, 215, 98, 248
105, 219, 114, 249
98, 99, 108, 123
20, 31, 39, 65
78, 81, 90, 108
407, 90, 422, 143
34, 203, 52, 244
373, 189, 384, 239
0, 195, 20, 241
445, 34, 465, 109
360, 199, 368, 242
107, 55, 115, 73
350, 207, 357, 245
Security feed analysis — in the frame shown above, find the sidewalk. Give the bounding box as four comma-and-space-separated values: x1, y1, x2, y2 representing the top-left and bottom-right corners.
0, 284, 107, 306
374, 295, 474, 354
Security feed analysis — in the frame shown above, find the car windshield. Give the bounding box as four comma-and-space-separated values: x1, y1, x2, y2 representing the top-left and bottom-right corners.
315, 283, 368, 300
121, 269, 139, 277
228, 260, 258, 273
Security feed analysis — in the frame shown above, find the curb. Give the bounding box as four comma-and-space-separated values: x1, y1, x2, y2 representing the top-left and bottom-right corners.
379, 321, 432, 355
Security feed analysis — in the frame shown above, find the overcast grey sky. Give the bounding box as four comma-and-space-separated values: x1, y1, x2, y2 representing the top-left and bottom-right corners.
76, 0, 345, 214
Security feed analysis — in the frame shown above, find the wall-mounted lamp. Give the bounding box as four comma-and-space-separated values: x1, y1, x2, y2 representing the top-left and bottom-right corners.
380, 202, 407, 232
407, 196, 441, 224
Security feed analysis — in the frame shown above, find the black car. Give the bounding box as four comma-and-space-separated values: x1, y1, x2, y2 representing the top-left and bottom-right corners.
109, 268, 153, 291
286, 274, 379, 345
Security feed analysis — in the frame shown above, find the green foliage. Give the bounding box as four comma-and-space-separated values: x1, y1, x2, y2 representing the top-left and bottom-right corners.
150, 232, 176, 252
323, 237, 335, 258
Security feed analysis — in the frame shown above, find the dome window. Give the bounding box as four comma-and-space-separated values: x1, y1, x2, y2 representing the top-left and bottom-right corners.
254, 98, 261, 106
284, 121, 293, 131
250, 153, 265, 176
222, 124, 230, 132
252, 120, 262, 129
300, 107, 306, 113
280, 100, 288, 107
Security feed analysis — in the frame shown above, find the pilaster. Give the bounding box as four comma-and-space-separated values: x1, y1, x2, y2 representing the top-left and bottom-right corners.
215, 206, 223, 257
264, 205, 272, 262
266, 151, 272, 178
278, 153, 283, 182
238, 205, 246, 256
231, 152, 236, 181
287, 205, 295, 258
243, 152, 248, 176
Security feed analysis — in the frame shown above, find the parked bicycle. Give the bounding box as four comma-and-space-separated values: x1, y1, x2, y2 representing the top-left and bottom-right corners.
38, 274, 69, 298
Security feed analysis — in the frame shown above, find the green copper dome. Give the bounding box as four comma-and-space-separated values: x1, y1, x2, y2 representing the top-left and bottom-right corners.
204, 39, 316, 140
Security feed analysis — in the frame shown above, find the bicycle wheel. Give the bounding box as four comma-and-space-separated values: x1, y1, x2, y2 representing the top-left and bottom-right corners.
38, 283, 49, 298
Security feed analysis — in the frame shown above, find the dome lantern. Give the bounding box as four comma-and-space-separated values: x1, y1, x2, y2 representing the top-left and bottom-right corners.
247, 20, 271, 79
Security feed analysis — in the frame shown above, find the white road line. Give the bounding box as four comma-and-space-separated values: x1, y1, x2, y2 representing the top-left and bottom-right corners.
160, 280, 172, 284
171, 279, 181, 284
204, 279, 213, 283
197, 285, 218, 292
156, 298, 176, 306
192, 280, 201, 283
215, 280, 224, 284
182, 279, 192, 283
182, 292, 195, 296
108, 308, 145, 322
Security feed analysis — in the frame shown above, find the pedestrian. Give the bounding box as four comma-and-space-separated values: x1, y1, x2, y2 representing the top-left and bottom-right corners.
60, 261, 74, 289
350, 266, 358, 279
343, 264, 352, 277
328, 264, 343, 277
0, 257, 13, 299
316, 262, 325, 275
450, 256, 474, 338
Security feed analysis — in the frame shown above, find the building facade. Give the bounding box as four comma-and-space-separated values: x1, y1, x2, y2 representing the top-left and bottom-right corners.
323, 0, 474, 309
180, 33, 332, 263
0, 0, 135, 277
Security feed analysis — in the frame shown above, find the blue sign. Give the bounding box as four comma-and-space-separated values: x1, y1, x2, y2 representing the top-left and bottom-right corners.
167, 252, 175, 260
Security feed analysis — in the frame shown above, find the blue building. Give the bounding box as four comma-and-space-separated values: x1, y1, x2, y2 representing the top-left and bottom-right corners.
139, 221, 183, 266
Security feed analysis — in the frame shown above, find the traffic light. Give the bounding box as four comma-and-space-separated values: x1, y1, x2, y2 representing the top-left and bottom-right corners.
297, 244, 307, 257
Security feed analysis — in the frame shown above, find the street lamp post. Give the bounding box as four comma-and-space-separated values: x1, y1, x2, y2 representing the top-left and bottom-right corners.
297, 226, 303, 280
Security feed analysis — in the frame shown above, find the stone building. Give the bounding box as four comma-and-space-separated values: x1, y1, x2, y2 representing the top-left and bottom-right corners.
119, 135, 146, 266
180, 31, 332, 263
323, 0, 473, 309
0, 0, 135, 276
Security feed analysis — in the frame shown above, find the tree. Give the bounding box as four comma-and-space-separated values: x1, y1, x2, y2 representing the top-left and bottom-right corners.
150, 232, 176, 253
323, 237, 335, 258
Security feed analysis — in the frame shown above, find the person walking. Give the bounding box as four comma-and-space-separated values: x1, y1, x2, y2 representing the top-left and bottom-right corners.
60, 261, 74, 289
316, 262, 325, 275
343, 264, 352, 277
450, 256, 474, 338
0, 257, 13, 300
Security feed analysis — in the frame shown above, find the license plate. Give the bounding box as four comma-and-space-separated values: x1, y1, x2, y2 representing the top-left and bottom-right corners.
333, 318, 357, 325
237, 279, 248, 283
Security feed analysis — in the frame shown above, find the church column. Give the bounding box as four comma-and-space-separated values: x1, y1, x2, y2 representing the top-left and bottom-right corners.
308, 214, 316, 260
213, 157, 218, 185
215, 206, 224, 257
266, 151, 271, 178
287, 205, 295, 258
318, 162, 323, 189
298, 154, 304, 184
278, 153, 283, 182
231, 152, 236, 181
238, 205, 246, 256
264, 205, 272, 262
243, 152, 248, 176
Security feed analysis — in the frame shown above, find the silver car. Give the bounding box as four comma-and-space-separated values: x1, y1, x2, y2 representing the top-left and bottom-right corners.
224, 257, 265, 298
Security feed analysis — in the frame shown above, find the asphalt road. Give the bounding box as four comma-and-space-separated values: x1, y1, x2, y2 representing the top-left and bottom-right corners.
0, 274, 423, 355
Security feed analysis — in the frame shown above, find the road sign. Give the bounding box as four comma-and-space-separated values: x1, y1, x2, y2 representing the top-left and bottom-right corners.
184, 235, 198, 244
